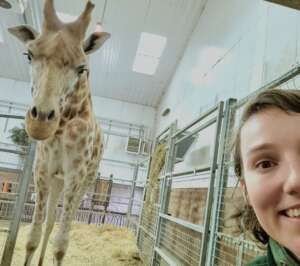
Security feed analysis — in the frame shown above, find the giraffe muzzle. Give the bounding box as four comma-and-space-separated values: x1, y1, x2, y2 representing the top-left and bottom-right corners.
25, 109, 59, 140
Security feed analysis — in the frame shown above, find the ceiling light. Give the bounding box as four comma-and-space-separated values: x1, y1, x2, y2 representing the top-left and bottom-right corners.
133, 54, 159, 76
138, 33, 167, 58
133, 32, 167, 75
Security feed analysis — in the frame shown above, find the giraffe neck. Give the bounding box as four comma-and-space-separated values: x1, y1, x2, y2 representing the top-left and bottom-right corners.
55, 75, 93, 135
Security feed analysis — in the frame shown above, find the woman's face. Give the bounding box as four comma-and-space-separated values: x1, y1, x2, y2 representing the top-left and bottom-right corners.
240, 107, 300, 259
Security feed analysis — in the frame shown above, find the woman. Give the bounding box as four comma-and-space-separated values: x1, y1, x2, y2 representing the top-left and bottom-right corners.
232, 89, 300, 265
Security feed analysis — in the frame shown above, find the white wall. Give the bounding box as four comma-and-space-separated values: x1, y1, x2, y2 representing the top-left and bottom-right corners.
155, 0, 300, 188
156, 0, 300, 133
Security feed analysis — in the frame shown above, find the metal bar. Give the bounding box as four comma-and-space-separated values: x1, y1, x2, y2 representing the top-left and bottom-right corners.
236, 64, 300, 108
1, 141, 36, 266
0, 167, 22, 174
0, 148, 26, 156
206, 98, 237, 266
97, 115, 145, 130
102, 129, 137, 138
156, 125, 170, 140
138, 156, 151, 164
199, 101, 224, 266
138, 224, 155, 239
0, 114, 25, 120
102, 157, 136, 167
3, 106, 12, 133
0, 101, 27, 110
160, 166, 211, 179
175, 117, 217, 145
127, 163, 139, 225
137, 155, 152, 244
154, 247, 178, 266
160, 213, 203, 233
151, 122, 177, 266
173, 104, 218, 139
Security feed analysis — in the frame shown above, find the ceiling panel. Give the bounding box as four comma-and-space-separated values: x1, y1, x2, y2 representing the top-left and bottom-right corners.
0, 0, 206, 107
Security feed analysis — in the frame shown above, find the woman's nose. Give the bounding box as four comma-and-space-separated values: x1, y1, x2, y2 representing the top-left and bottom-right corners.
283, 160, 300, 196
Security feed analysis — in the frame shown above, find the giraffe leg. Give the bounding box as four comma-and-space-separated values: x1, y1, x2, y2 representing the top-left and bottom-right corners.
38, 178, 64, 266
52, 172, 87, 265
24, 182, 49, 266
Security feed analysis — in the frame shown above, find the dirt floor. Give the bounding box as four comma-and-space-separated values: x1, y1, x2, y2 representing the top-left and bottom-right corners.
0, 223, 144, 266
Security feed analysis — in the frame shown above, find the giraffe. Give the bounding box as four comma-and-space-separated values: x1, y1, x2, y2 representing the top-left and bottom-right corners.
8, 0, 110, 265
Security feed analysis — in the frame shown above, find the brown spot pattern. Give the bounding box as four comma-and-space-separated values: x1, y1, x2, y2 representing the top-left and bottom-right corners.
73, 158, 81, 167
54, 251, 65, 261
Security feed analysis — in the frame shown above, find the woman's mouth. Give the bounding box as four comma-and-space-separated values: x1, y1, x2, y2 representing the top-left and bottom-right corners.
284, 208, 300, 218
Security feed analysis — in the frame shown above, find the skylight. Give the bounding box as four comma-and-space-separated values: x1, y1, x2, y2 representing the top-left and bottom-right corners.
133, 32, 167, 75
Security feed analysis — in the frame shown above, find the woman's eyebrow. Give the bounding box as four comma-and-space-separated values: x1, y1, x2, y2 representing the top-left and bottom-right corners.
246, 143, 274, 156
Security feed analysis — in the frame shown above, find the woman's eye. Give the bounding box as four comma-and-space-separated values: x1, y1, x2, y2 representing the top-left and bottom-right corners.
23, 51, 32, 63
256, 160, 275, 169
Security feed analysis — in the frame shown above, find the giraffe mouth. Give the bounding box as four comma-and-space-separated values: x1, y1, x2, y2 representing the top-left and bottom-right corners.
25, 111, 59, 140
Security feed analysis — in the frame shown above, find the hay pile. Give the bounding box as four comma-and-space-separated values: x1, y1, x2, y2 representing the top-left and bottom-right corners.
144, 142, 166, 207
8, 223, 143, 266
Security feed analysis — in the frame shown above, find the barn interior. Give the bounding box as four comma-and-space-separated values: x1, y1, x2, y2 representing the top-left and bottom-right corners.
0, 0, 300, 265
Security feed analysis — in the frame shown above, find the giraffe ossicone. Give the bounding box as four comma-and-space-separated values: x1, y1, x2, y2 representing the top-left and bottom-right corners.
8, 0, 109, 265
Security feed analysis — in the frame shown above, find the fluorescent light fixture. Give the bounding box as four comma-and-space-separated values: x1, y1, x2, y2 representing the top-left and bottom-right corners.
138, 33, 167, 58
57, 12, 77, 23
133, 54, 159, 76
133, 32, 167, 75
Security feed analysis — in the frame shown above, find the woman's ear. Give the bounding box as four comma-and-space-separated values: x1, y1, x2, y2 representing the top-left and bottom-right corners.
240, 178, 251, 205
240, 178, 245, 187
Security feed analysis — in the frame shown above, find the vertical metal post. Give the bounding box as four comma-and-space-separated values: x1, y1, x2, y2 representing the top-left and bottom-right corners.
137, 156, 152, 245
199, 102, 224, 266
206, 98, 237, 266
1, 141, 36, 266
101, 174, 113, 224
151, 121, 177, 266
127, 163, 139, 226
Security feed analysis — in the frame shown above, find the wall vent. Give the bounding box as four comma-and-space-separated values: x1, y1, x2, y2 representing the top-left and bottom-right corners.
141, 140, 152, 155
126, 137, 141, 154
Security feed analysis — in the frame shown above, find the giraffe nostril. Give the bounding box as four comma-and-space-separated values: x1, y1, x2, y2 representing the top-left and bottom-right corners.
31, 106, 38, 119
47, 110, 55, 121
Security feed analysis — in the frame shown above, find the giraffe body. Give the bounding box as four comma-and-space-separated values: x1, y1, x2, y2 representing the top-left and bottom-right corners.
8, 1, 110, 265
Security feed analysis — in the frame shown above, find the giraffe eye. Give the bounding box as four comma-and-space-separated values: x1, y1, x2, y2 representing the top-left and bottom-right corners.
23, 51, 33, 63
77, 65, 88, 75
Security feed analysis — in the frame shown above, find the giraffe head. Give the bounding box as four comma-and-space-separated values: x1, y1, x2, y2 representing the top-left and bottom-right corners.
8, 0, 110, 140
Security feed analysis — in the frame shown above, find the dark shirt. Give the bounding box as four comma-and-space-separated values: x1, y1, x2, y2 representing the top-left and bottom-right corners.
247, 238, 300, 266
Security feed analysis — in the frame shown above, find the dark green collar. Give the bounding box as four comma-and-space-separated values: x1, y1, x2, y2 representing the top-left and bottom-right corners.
269, 238, 300, 265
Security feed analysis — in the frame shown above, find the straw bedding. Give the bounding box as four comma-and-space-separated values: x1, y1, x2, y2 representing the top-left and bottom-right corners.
4, 223, 143, 266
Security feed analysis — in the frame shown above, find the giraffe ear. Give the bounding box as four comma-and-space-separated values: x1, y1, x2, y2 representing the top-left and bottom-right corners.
83, 32, 110, 55
8, 25, 39, 44
0, 0, 12, 9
